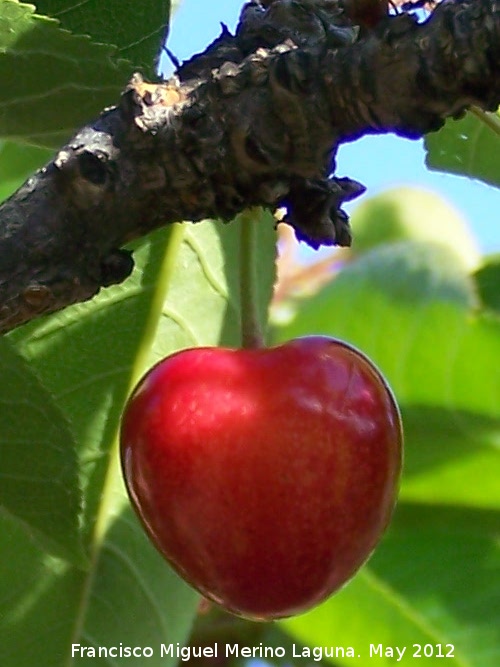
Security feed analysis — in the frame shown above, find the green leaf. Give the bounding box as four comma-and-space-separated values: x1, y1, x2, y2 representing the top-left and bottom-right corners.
150, 213, 277, 358
370, 503, 500, 666
474, 254, 500, 314
0, 511, 86, 667
5, 212, 277, 666
0, 507, 197, 667
425, 111, 500, 188
0, 140, 53, 202
2, 225, 199, 665
281, 502, 499, 667
394, 307, 500, 510
0, 0, 131, 147
35, 0, 171, 74
282, 569, 453, 667
0, 336, 83, 564
349, 186, 480, 270
79, 500, 198, 667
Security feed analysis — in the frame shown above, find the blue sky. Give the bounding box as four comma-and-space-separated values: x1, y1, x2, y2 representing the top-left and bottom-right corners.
164, 0, 499, 255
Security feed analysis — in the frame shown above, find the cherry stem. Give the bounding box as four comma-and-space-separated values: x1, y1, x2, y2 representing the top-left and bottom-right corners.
239, 209, 265, 349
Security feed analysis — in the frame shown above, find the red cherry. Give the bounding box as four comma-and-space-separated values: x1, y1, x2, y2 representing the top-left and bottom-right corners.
120, 336, 403, 620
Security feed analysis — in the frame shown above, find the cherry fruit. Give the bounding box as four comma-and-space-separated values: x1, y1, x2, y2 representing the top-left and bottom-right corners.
120, 336, 402, 620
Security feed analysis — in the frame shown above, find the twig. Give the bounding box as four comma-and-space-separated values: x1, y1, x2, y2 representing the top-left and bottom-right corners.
0, 0, 499, 333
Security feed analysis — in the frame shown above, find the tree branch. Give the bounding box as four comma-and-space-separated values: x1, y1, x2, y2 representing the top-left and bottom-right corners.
1, 0, 499, 333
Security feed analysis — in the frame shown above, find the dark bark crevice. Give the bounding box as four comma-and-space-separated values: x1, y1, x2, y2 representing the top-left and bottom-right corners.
0, 0, 499, 333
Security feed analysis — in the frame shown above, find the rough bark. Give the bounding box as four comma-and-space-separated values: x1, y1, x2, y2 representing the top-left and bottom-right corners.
0, 0, 499, 333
